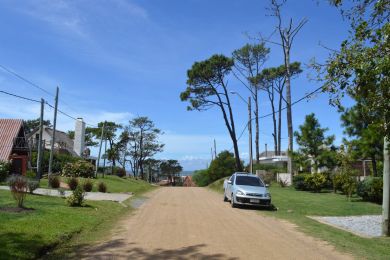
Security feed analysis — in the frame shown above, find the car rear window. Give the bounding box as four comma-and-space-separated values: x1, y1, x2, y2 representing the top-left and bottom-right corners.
235, 176, 264, 187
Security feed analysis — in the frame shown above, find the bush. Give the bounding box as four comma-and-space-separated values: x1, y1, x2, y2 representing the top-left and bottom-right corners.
67, 177, 79, 191
192, 169, 211, 187
25, 170, 36, 179
293, 174, 309, 190
97, 182, 107, 193
113, 167, 126, 178
304, 173, 327, 192
27, 180, 39, 194
66, 185, 85, 207
8, 175, 28, 208
82, 179, 93, 192
0, 161, 10, 182
62, 160, 94, 178
357, 177, 383, 203
49, 175, 60, 188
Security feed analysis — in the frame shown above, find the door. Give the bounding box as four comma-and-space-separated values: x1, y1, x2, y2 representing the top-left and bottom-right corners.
11, 158, 23, 175
226, 175, 234, 199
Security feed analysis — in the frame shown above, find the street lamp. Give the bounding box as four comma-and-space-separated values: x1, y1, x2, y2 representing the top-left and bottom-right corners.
230, 91, 253, 174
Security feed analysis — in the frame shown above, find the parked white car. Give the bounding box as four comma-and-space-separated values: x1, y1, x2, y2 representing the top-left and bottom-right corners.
223, 172, 271, 208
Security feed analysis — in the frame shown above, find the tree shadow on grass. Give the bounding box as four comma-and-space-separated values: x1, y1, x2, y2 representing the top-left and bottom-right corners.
73, 240, 239, 260
0, 232, 50, 259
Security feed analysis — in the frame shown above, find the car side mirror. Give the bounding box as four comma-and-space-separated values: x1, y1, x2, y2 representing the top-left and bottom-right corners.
265, 184, 269, 188
227, 180, 232, 185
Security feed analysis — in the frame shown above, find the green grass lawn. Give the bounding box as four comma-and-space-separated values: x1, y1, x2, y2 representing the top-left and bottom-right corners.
208, 179, 390, 259
39, 175, 152, 194
0, 179, 155, 259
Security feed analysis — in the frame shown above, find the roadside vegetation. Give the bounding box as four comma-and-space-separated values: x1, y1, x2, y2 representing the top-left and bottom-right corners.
0, 179, 155, 260
39, 175, 152, 194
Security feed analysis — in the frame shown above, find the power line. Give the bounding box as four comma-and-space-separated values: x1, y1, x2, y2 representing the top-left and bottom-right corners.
0, 64, 54, 96
229, 85, 324, 151
0, 90, 40, 103
0, 89, 98, 128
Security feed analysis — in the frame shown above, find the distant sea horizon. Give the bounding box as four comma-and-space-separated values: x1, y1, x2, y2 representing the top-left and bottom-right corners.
180, 171, 194, 176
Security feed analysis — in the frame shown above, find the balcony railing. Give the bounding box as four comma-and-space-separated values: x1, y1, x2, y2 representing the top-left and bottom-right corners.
13, 137, 29, 151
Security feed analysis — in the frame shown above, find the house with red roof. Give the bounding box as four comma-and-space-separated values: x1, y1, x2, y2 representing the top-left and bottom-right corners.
0, 119, 29, 175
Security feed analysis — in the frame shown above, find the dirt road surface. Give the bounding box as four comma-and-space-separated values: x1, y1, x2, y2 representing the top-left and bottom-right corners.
81, 187, 352, 260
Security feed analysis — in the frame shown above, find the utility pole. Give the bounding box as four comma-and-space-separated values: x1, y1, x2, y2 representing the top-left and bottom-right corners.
102, 138, 107, 178
248, 96, 253, 174
36, 98, 45, 180
383, 137, 390, 236
48, 86, 59, 178
95, 121, 106, 178
214, 139, 217, 158
211, 147, 214, 161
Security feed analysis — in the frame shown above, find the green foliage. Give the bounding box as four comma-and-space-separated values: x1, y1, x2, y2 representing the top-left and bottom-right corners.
27, 180, 39, 194
318, 2, 390, 138
357, 177, 383, 203
113, 167, 126, 178
23, 118, 51, 133
293, 174, 310, 190
31, 151, 79, 174
294, 113, 337, 172
304, 173, 327, 192
25, 170, 36, 179
82, 179, 93, 192
48, 175, 60, 188
67, 177, 79, 191
192, 169, 211, 187
98, 182, 107, 193
62, 160, 94, 178
0, 161, 10, 182
7, 175, 28, 208
208, 151, 237, 182
66, 185, 85, 207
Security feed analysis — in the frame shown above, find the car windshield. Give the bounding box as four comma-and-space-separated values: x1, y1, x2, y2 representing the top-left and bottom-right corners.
235, 176, 264, 187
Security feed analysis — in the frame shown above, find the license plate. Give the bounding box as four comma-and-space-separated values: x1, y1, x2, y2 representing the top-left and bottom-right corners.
250, 199, 260, 203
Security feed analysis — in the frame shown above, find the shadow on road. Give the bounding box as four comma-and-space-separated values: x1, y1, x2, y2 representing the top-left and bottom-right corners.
77, 240, 239, 260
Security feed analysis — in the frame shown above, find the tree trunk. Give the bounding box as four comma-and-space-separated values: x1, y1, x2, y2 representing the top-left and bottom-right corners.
255, 89, 260, 164
277, 92, 283, 156
382, 137, 390, 236
372, 154, 377, 177
284, 45, 294, 175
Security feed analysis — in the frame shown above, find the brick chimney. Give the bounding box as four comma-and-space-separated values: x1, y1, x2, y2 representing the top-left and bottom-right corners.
74, 118, 85, 157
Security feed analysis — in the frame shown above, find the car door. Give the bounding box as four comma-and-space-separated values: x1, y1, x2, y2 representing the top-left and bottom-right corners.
226, 174, 234, 199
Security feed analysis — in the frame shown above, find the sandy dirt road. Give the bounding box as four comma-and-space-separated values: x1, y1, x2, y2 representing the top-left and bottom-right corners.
81, 187, 352, 260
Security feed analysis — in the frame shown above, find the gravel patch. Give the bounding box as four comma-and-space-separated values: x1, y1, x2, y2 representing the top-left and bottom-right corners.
310, 215, 382, 238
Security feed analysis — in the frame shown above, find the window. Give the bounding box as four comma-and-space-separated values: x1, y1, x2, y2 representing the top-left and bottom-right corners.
235, 176, 264, 187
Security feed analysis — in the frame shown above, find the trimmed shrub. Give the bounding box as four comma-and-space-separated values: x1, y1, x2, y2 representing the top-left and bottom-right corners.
49, 175, 60, 188
66, 185, 85, 207
357, 177, 383, 203
293, 174, 309, 190
304, 173, 327, 192
67, 177, 79, 191
0, 161, 10, 182
82, 179, 93, 192
25, 170, 36, 179
8, 175, 28, 208
62, 160, 94, 178
27, 180, 39, 194
97, 182, 107, 193
114, 167, 126, 178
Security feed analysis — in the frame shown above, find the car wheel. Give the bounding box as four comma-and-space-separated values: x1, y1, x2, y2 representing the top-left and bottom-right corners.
223, 191, 228, 202
231, 193, 236, 208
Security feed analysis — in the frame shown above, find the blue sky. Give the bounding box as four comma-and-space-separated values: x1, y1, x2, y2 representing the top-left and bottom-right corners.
0, 0, 353, 170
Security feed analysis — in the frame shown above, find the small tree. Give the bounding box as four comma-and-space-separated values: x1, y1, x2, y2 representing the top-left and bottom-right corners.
294, 113, 336, 173
8, 175, 28, 208
160, 160, 183, 185
208, 151, 238, 182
